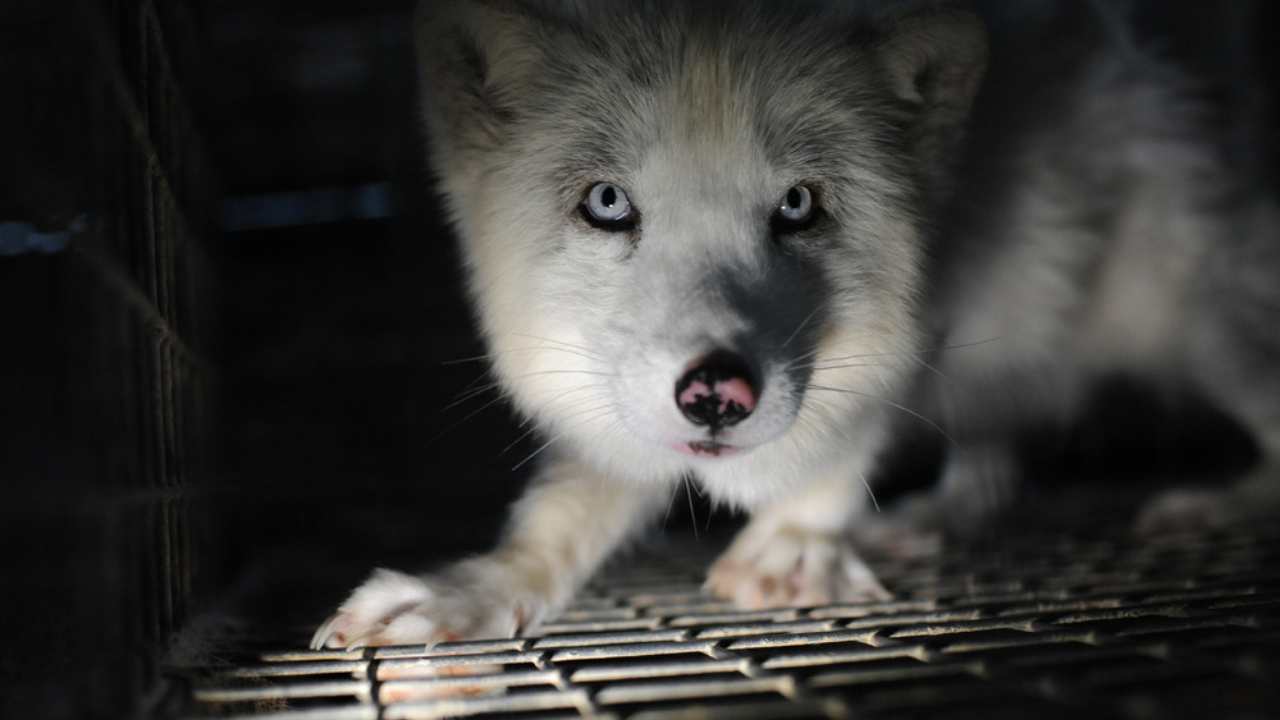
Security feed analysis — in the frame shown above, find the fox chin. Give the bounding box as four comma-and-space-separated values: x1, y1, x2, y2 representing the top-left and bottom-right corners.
312, 0, 1280, 649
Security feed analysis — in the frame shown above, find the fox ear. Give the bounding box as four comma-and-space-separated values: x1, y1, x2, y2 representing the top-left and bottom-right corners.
415, 1, 555, 160
874, 9, 987, 167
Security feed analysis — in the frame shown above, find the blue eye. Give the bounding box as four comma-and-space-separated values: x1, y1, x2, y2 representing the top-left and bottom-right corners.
777, 185, 813, 223
582, 182, 636, 229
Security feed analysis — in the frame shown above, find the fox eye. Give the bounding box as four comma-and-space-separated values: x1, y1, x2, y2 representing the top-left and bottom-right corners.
773, 184, 816, 231
581, 182, 636, 230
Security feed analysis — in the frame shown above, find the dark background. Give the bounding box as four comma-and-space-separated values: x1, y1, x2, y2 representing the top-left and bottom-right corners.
0, 1, 1275, 717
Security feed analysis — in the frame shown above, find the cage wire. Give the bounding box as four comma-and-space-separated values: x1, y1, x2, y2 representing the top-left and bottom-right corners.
177, 528, 1280, 719
0, 0, 217, 709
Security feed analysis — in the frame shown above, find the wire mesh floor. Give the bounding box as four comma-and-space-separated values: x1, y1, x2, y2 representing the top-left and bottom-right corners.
179, 528, 1280, 719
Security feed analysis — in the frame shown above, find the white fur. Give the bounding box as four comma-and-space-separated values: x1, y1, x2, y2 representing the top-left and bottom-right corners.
314, 1, 1280, 648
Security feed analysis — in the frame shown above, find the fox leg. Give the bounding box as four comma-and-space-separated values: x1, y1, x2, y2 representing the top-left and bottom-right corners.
312, 454, 667, 648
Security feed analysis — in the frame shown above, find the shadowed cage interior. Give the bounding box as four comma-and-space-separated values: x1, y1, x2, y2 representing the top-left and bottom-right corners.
0, 0, 216, 713
1, 1, 1278, 718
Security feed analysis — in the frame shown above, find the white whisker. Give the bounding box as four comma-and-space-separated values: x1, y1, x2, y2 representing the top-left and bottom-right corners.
683, 476, 699, 540
510, 404, 617, 471
441, 381, 502, 412
429, 392, 510, 445
805, 383, 955, 445
780, 307, 821, 349
858, 469, 880, 513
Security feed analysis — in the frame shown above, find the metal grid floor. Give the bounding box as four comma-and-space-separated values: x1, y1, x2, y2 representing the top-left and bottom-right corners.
181, 529, 1280, 719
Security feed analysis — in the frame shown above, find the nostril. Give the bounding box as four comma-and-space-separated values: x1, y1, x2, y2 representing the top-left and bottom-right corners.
675, 350, 758, 429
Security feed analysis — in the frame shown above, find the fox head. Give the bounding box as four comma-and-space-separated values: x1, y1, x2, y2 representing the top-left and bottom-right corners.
418, 0, 986, 502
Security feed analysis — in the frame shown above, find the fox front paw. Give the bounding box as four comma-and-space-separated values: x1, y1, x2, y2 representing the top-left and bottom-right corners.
311, 561, 542, 650
705, 525, 891, 609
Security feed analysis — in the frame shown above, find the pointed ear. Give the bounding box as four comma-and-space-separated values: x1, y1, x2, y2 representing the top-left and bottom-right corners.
415, 1, 555, 164
874, 9, 988, 169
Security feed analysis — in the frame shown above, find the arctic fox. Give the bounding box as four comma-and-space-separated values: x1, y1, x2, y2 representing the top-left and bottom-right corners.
312, 0, 1279, 648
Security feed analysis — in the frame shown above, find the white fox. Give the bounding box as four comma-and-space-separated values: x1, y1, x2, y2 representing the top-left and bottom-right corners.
312, 0, 1280, 649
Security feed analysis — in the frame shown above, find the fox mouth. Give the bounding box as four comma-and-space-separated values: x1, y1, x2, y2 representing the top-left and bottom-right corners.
680, 440, 740, 458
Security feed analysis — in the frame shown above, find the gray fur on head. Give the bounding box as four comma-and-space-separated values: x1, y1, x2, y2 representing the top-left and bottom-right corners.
418, 1, 987, 202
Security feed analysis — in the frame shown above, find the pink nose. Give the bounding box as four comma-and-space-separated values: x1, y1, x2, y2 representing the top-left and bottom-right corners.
675, 351, 757, 430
